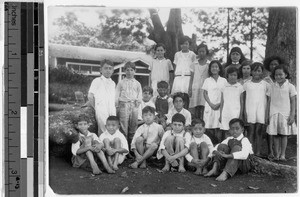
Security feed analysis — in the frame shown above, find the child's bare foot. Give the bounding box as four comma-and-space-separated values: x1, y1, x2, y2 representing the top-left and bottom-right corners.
106, 168, 116, 174
112, 164, 119, 171
129, 161, 139, 169
91, 163, 102, 175
202, 167, 208, 175
106, 148, 116, 156
170, 160, 179, 167
139, 161, 147, 169
194, 168, 202, 175
216, 171, 229, 181
279, 155, 287, 161
204, 169, 218, 177
162, 163, 170, 172
178, 165, 186, 173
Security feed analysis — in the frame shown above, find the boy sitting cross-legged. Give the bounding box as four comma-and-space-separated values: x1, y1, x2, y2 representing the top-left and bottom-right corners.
157, 113, 189, 172
99, 116, 129, 171
71, 114, 115, 175
130, 106, 164, 169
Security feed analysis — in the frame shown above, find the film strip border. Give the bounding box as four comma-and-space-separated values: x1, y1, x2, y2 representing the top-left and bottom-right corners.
4, 2, 45, 197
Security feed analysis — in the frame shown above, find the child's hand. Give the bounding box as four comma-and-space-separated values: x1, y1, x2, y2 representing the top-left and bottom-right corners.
287, 115, 295, 125
219, 116, 222, 123
265, 116, 269, 125
188, 88, 192, 97
79, 136, 84, 143
93, 144, 102, 153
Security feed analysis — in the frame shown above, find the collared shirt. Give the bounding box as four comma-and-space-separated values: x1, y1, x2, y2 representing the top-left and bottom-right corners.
213, 134, 253, 160
115, 77, 142, 104
149, 58, 173, 82
173, 50, 196, 76
138, 99, 156, 120
131, 122, 164, 150
71, 131, 100, 156
166, 108, 192, 126
98, 130, 129, 153
184, 133, 214, 162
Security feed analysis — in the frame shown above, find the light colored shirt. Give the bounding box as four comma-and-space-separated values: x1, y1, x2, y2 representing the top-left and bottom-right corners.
213, 134, 253, 160
184, 133, 214, 162
173, 51, 196, 76
166, 108, 192, 126
149, 58, 173, 82
71, 131, 100, 156
131, 122, 164, 150
138, 99, 156, 120
98, 130, 129, 153
115, 77, 142, 104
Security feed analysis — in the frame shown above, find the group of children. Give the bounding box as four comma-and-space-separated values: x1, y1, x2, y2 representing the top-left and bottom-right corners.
71, 36, 297, 181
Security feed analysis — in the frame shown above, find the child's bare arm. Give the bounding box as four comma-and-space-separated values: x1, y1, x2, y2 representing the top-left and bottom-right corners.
87, 93, 95, 108
219, 93, 224, 122
239, 92, 244, 119
265, 96, 270, 124
288, 95, 296, 125
188, 71, 194, 97
172, 147, 189, 160
116, 148, 129, 154
76, 145, 93, 155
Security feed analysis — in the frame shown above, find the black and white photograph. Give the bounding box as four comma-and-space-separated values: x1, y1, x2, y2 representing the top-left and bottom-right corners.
46, 1, 298, 195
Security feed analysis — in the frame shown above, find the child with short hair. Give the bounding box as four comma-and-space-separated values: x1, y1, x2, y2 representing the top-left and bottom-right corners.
138, 86, 156, 125
149, 43, 174, 97
266, 64, 297, 161
204, 118, 253, 181
243, 62, 269, 157
99, 116, 129, 171
88, 59, 116, 135
224, 47, 246, 77
185, 119, 214, 175
219, 67, 244, 140
115, 61, 142, 148
238, 60, 253, 85
157, 113, 189, 172
166, 93, 192, 127
71, 114, 115, 174
189, 43, 210, 120
172, 36, 197, 109
130, 106, 164, 168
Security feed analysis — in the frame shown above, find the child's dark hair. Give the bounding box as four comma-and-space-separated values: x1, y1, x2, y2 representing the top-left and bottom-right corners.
263, 56, 285, 71
271, 64, 290, 80
179, 36, 191, 45
251, 62, 264, 72
157, 80, 169, 89
142, 106, 156, 115
226, 66, 239, 78
73, 113, 90, 125
155, 43, 166, 51
225, 47, 246, 67
229, 118, 244, 129
197, 43, 209, 55
208, 60, 224, 77
142, 86, 153, 95
191, 119, 205, 127
172, 113, 186, 125
101, 59, 114, 67
107, 116, 119, 123
239, 60, 253, 77
172, 92, 185, 103
124, 61, 136, 70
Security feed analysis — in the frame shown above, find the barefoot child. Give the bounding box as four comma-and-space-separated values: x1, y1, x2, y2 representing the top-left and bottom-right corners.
157, 113, 189, 172
185, 119, 214, 175
99, 116, 129, 171
130, 106, 164, 168
204, 118, 253, 181
71, 114, 115, 174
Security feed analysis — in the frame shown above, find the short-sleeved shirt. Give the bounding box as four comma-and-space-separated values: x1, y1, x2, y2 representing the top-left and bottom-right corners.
71, 131, 100, 156
149, 58, 173, 82
138, 100, 156, 120
173, 51, 196, 76
166, 108, 192, 126
115, 78, 142, 104
99, 130, 129, 151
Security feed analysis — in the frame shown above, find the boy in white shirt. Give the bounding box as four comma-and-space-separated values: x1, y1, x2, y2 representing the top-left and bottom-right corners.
138, 86, 156, 125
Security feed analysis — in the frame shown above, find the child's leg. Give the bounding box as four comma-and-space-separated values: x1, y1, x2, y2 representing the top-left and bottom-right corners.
103, 138, 114, 167
118, 102, 130, 139
162, 135, 176, 171
130, 136, 144, 169
215, 128, 223, 144
279, 135, 287, 160
204, 144, 229, 177
85, 151, 101, 175
139, 143, 158, 168
273, 135, 280, 160
96, 150, 115, 174
247, 123, 255, 146
128, 104, 139, 147
189, 142, 201, 174
254, 123, 263, 156
199, 142, 209, 174
267, 134, 274, 159
199, 105, 205, 120
175, 137, 186, 173
112, 138, 122, 170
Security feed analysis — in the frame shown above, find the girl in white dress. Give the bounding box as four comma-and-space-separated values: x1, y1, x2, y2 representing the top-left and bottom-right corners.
243, 63, 269, 156
202, 60, 227, 144
189, 43, 209, 120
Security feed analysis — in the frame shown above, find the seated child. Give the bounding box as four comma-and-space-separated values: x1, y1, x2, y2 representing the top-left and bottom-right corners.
185, 119, 214, 175
204, 118, 253, 181
130, 106, 164, 168
157, 113, 189, 172
71, 114, 115, 175
99, 116, 129, 171
138, 86, 156, 125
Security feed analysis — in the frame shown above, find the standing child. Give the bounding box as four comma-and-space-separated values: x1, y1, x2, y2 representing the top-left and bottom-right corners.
205, 119, 253, 181
71, 114, 115, 174
157, 113, 189, 172
219, 67, 244, 140
138, 86, 156, 125
224, 47, 246, 77
185, 119, 214, 175
189, 43, 210, 120
149, 43, 174, 97
99, 116, 129, 171
202, 60, 227, 144
266, 65, 297, 161
130, 106, 164, 168
243, 62, 269, 157
88, 60, 116, 135
115, 61, 142, 149
238, 60, 253, 85
172, 36, 197, 109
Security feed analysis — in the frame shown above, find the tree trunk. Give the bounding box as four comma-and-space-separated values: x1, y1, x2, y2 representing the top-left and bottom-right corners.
265, 8, 296, 85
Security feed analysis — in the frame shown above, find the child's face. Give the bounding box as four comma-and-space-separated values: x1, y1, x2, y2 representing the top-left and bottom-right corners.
171, 121, 184, 133
155, 46, 165, 59
227, 72, 238, 84
242, 65, 251, 78
274, 69, 287, 85
157, 87, 168, 97
173, 97, 184, 111
76, 121, 89, 136
142, 111, 155, 125
192, 123, 205, 138
101, 64, 114, 78
210, 63, 220, 75
252, 66, 263, 80
230, 122, 244, 138
125, 67, 135, 79
106, 120, 119, 135
198, 47, 207, 59
231, 52, 241, 63
181, 41, 189, 52
269, 60, 280, 71
142, 91, 152, 102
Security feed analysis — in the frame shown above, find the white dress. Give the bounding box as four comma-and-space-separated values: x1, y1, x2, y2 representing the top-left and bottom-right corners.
202, 76, 227, 129
243, 80, 269, 124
